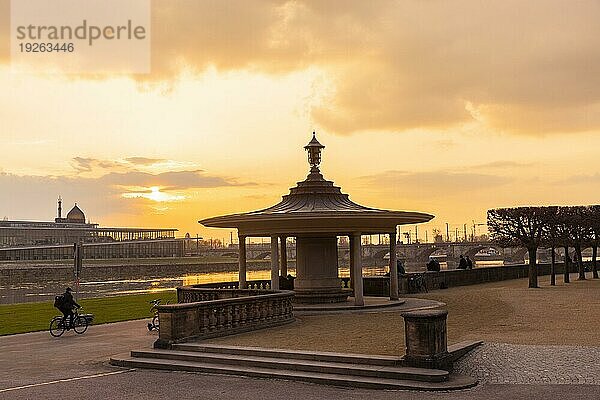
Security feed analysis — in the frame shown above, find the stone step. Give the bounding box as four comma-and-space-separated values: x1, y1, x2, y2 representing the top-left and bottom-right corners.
130, 349, 448, 382
109, 355, 477, 391
173, 343, 400, 366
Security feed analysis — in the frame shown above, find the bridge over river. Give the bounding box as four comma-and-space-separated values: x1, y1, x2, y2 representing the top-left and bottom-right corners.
202, 241, 550, 268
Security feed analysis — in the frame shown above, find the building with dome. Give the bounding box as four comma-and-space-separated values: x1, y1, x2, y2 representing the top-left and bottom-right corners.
0, 198, 182, 260
54, 200, 86, 224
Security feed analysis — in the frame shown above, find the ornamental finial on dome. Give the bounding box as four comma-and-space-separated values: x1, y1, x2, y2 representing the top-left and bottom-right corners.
304, 132, 325, 172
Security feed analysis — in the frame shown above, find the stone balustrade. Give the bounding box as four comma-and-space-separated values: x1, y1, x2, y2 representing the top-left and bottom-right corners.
187, 279, 273, 290
177, 286, 270, 303
155, 288, 295, 348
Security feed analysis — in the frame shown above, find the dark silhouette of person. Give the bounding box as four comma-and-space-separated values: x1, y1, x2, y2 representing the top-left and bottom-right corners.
466, 256, 473, 269
397, 259, 406, 274
59, 287, 80, 329
427, 258, 441, 272
458, 255, 467, 269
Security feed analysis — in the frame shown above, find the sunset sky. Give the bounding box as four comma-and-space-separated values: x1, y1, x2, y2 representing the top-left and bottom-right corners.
1, 0, 600, 242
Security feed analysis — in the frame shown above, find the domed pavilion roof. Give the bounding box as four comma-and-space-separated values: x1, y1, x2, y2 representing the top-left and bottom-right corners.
66, 204, 86, 223
200, 133, 434, 236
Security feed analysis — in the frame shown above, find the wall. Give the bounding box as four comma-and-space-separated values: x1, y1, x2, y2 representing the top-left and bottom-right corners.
363, 262, 577, 296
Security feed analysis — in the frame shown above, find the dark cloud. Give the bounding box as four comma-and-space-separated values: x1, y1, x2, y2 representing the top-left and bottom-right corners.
2, 0, 599, 135
147, 0, 600, 135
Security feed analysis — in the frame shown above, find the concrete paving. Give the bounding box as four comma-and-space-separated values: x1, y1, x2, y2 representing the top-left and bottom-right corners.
2, 318, 600, 399
455, 343, 600, 385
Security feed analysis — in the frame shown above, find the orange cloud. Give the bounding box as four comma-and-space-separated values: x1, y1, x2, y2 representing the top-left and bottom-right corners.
1, 0, 599, 135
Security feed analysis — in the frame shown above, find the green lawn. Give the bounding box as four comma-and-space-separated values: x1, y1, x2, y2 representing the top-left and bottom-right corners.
0, 291, 178, 336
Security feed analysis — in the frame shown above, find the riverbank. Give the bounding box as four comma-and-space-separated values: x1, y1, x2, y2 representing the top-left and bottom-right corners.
0, 258, 278, 284
0, 291, 177, 336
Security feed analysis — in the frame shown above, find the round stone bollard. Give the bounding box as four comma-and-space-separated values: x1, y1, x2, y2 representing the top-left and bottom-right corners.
402, 309, 449, 369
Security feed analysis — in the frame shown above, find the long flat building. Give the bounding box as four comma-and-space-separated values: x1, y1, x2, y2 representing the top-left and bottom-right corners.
0, 199, 181, 260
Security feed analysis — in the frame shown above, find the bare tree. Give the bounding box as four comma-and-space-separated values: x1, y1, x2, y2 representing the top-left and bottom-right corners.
541, 206, 560, 286
488, 207, 553, 288
562, 206, 591, 281
585, 205, 600, 279
554, 207, 573, 284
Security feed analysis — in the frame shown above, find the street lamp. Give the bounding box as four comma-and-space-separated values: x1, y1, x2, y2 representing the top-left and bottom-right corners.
304, 132, 325, 172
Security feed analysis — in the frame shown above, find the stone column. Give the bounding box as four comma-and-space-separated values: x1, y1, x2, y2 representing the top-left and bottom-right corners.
238, 234, 247, 289
389, 232, 399, 300
280, 236, 288, 277
402, 309, 449, 369
349, 235, 355, 293
351, 233, 364, 306
271, 235, 279, 290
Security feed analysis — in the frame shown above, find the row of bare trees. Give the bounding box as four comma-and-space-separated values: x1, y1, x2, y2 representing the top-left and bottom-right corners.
487, 206, 600, 288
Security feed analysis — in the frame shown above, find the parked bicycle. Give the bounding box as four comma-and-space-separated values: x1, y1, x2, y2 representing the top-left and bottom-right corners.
147, 299, 164, 331
49, 308, 93, 337
407, 273, 428, 293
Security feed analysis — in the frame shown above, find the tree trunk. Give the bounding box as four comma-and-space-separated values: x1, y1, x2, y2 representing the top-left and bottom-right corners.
576, 245, 586, 280
564, 246, 570, 283
550, 246, 556, 286
593, 246, 598, 279
528, 247, 538, 288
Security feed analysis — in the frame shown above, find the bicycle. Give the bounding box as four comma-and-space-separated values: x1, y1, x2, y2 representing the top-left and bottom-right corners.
407, 273, 428, 293
49, 308, 93, 337
147, 299, 163, 331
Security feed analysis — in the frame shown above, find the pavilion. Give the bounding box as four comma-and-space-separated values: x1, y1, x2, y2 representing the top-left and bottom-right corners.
200, 133, 434, 305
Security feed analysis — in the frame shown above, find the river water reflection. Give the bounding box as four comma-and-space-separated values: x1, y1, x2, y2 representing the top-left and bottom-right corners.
1, 266, 389, 305
1, 260, 508, 305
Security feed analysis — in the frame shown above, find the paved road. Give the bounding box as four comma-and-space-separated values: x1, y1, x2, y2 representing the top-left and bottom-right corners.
0, 319, 156, 390
2, 369, 600, 400
455, 343, 600, 385
2, 320, 600, 399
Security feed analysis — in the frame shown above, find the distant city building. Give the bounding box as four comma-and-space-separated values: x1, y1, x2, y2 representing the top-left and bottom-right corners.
0, 198, 182, 260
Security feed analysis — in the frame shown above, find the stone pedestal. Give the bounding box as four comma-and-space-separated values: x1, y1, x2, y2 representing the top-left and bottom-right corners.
402, 309, 449, 369
293, 236, 349, 303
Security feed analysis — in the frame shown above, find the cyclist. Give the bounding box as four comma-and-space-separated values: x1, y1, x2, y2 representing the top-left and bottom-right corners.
57, 287, 81, 329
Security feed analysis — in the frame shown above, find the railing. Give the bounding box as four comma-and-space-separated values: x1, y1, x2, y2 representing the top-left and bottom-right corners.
190, 279, 273, 290
192, 277, 355, 292
177, 286, 270, 303
155, 288, 295, 348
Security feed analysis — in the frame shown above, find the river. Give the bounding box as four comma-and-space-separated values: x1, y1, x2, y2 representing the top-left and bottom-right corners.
0, 260, 508, 305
